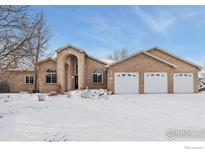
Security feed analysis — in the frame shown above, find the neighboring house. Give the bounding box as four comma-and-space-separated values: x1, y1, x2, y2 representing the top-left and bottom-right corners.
199, 68, 205, 82
0, 45, 202, 94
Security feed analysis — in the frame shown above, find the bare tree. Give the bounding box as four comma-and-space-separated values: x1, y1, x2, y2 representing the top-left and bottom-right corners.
107, 49, 129, 61
25, 12, 50, 92
0, 6, 32, 70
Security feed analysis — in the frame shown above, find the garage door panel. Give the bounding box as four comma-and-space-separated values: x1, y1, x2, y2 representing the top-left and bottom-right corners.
174, 73, 193, 93
114, 72, 139, 94
144, 72, 168, 93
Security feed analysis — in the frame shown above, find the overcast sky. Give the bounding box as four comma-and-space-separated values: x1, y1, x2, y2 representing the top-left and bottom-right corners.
31, 6, 205, 65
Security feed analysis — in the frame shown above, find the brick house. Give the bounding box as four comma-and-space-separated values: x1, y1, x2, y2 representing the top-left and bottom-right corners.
0, 45, 202, 94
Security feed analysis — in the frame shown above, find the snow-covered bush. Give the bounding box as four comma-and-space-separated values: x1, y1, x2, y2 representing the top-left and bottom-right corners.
79, 89, 108, 100
80, 89, 90, 98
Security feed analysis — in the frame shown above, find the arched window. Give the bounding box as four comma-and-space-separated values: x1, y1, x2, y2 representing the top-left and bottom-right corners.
92, 69, 103, 84
46, 69, 57, 83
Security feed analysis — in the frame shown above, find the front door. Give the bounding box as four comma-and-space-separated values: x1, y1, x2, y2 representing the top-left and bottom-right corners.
74, 75, 78, 89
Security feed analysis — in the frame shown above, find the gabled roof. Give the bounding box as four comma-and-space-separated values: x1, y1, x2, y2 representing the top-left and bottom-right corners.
106, 50, 177, 68
146, 46, 202, 70
144, 52, 177, 68
56, 44, 86, 53
56, 44, 107, 65
87, 55, 108, 65
38, 57, 57, 65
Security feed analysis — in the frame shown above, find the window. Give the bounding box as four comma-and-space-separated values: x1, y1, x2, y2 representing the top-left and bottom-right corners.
46, 69, 57, 83
92, 69, 103, 84
25, 75, 34, 84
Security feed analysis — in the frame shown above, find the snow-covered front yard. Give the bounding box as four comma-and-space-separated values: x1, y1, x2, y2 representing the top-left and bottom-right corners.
0, 91, 205, 141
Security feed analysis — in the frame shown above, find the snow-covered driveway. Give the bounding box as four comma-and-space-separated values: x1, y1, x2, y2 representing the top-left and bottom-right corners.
0, 93, 205, 141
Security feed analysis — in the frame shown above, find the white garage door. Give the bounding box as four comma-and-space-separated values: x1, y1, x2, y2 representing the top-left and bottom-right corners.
144, 72, 168, 94
173, 73, 193, 93
114, 72, 139, 94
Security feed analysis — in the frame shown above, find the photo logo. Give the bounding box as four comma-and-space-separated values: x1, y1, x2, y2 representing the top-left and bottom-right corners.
165, 128, 205, 140
165, 128, 176, 140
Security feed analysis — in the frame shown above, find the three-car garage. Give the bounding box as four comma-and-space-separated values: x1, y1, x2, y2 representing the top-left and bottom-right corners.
107, 47, 200, 94
114, 72, 194, 94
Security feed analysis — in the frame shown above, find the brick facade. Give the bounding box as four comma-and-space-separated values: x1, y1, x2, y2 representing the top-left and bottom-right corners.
0, 70, 34, 92
107, 48, 201, 94
0, 46, 201, 93
148, 49, 199, 93
38, 60, 58, 93
107, 53, 174, 94
85, 56, 107, 89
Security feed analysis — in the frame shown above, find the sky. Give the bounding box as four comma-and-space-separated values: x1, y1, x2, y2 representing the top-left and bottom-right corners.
31, 6, 205, 65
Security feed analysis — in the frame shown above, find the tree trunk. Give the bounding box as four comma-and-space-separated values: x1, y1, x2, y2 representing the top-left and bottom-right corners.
34, 66, 38, 93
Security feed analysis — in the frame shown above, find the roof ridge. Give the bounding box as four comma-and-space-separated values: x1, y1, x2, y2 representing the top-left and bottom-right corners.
87, 55, 108, 65
143, 52, 177, 68
106, 50, 144, 67
145, 46, 202, 69
56, 44, 85, 53
38, 57, 57, 64
106, 50, 176, 68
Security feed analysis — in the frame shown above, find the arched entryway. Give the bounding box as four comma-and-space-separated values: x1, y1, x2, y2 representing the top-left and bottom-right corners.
57, 46, 86, 92
64, 55, 78, 92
